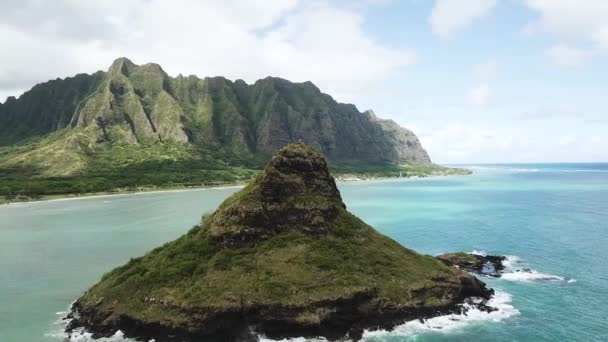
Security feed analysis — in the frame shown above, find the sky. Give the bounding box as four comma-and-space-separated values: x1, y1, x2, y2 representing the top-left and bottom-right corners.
0, 0, 606, 163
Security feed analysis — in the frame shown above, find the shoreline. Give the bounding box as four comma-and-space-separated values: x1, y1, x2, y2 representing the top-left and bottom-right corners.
0, 172, 472, 206
0, 183, 248, 206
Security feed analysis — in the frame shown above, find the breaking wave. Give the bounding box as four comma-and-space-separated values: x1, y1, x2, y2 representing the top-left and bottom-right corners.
259, 291, 519, 342
469, 251, 576, 284
260, 337, 327, 342
360, 291, 519, 341
463, 165, 608, 174
500, 255, 576, 283
65, 329, 138, 342
47, 309, 140, 342
501, 270, 575, 283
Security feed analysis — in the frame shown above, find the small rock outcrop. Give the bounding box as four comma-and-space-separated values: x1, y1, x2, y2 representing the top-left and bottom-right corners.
437, 253, 506, 277
207, 144, 345, 247
66, 144, 494, 342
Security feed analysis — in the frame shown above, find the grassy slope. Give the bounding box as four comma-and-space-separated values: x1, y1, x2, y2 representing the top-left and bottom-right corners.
0, 128, 259, 201
79, 209, 457, 325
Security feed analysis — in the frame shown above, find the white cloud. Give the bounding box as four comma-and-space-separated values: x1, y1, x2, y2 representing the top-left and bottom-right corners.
524, 0, 608, 40
420, 123, 503, 163
467, 83, 491, 106
467, 59, 496, 107
546, 44, 593, 67
0, 0, 416, 103
592, 26, 608, 52
420, 123, 608, 163
429, 0, 497, 37
259, 2, 416, 100
524, 0, 608, 66
472, 59, 498, 80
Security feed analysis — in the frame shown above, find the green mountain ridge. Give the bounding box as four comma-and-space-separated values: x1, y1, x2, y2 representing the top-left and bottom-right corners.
0, 57, 430, 164
0, 57, 468, 200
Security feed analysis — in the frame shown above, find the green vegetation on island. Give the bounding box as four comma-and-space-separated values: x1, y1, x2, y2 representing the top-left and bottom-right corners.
66, 144, 492, 342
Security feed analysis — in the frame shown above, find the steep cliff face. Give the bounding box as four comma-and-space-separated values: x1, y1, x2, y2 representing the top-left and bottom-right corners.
0, 57, 431, 168
364, 110, 431, 163
70, 57, 188, 144
66, 144, 491, 342
0, 72, 105, 145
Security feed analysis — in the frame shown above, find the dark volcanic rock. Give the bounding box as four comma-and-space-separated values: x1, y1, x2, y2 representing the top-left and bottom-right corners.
66, 144, 494, 342
437, 253, 506, 277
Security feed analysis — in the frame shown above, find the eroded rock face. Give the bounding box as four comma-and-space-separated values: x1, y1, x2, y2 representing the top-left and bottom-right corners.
1, 57, 432, 167
207, 144, 345, 247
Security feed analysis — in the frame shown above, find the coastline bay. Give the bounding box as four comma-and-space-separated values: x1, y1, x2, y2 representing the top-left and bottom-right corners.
1, 164, 607, 341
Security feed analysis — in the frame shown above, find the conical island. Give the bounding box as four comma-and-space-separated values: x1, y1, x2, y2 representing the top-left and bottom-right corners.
67, 144, 493, 341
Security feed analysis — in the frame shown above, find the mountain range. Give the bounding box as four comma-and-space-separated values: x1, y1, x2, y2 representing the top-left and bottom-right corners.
0, 58, 455, 199
0, 57, 429, 163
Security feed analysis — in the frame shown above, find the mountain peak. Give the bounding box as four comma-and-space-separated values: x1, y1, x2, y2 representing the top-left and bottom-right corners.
207, 143, 345, 247
108, 57, 137, 76
363, 109, 377, 120
139, 62, 167, 75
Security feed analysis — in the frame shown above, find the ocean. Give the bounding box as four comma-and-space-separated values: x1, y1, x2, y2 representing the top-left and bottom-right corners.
1, 163, 607, 341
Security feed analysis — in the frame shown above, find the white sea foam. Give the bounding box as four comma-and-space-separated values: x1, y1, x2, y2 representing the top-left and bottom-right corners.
465, 253, 575, 284
502, 255, 522, 268
499, 255, 575, 284
260, 337, 328, 342
65, 329, 143, 342
461, 165, 608, 174
361, 291, 519, 341
47, 307, 143, 342
501, 270, 567, 282
259, 291, 518, 342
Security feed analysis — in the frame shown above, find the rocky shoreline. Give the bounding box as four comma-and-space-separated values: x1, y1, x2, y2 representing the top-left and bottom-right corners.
66, 277, 494, 342
65, 255, 498, 342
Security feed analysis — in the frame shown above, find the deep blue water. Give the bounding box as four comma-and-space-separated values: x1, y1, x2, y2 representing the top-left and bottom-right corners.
1, 163, 607, 341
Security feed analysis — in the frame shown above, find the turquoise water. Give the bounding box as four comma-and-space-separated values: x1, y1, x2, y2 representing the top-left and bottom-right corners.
1, 164, 607, 341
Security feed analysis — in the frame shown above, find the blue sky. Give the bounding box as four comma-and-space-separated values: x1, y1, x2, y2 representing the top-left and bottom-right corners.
352, 0, 607, 163
0, 0, 606, 163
